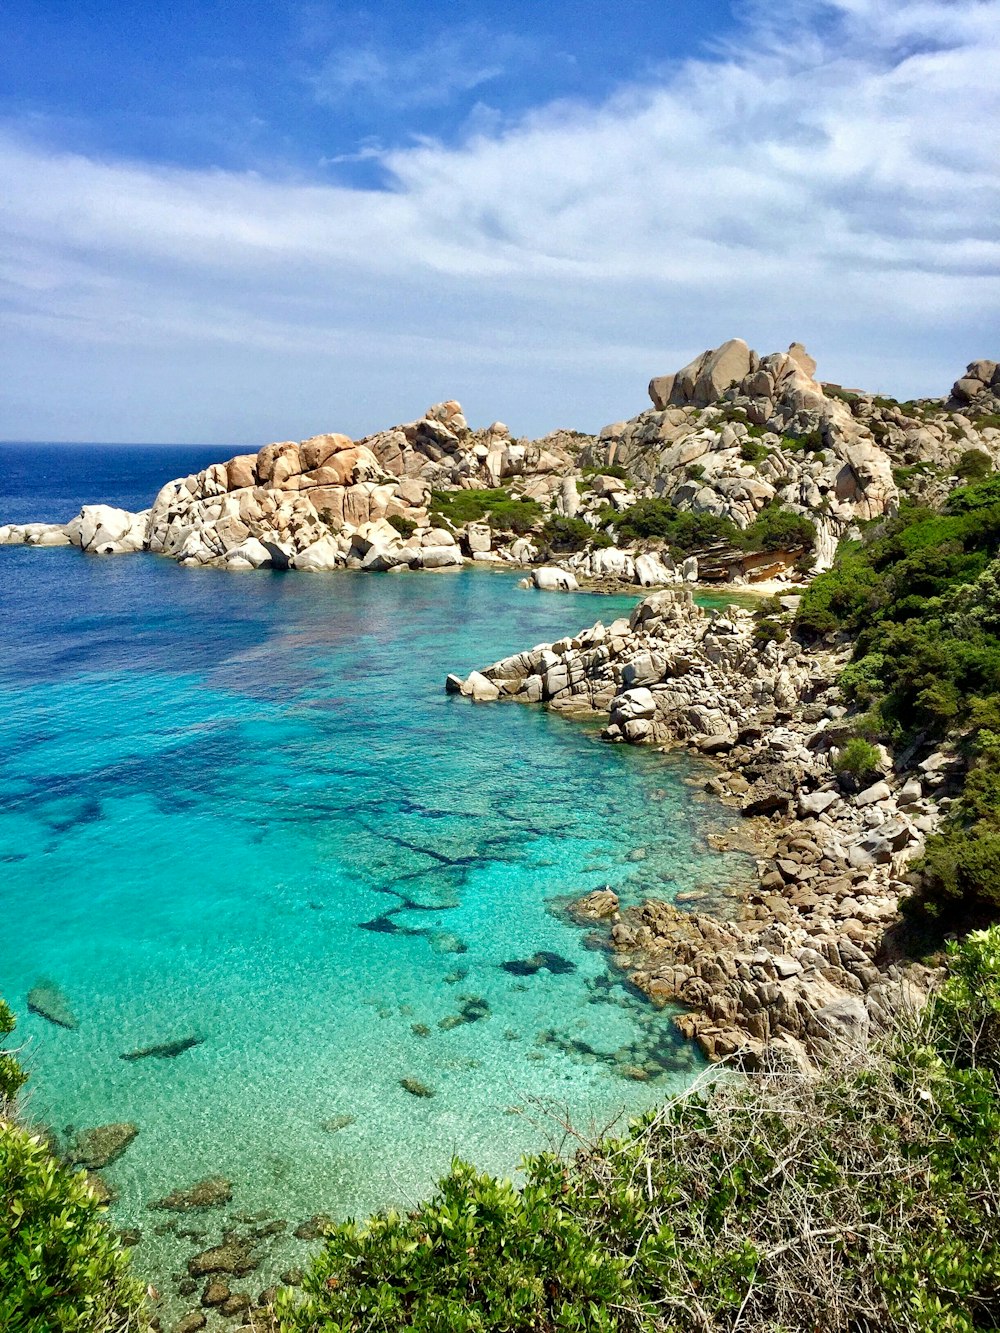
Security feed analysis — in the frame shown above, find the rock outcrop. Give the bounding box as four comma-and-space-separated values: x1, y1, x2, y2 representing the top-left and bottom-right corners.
3, 352, 998, 586
455, 589, 944, 1065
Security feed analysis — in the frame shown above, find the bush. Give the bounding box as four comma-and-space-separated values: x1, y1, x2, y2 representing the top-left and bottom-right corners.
739, 439, 771, 464
752, 617, 787, 648
0, 999, 26, 1106
581, 464, 629, 481
429, 489, 543, 535
539, 516, 594, 553
831, 737, 882, 781
278, 930, 1000, 1333
611, 499, 739, 550
955, 449, 994, 482
0, 997, 147, 1333
740, 504, 816, 553
387, 513, 417, 539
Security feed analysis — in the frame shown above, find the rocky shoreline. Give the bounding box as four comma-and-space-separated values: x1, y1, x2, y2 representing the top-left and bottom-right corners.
452, 588, 945, 1069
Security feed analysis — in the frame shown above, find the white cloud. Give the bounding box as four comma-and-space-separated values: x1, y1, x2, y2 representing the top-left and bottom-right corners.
0, 0, 998, 442
307, 27, 529, 110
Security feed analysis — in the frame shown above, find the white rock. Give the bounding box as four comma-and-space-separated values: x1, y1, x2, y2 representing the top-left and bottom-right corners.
533, 566, 579, 592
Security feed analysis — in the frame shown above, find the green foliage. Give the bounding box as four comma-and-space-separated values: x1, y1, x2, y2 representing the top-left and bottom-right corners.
581, 464, 630, 481
0, 998, 27, 1105
387, 513, 417, 539
279, 929, 1000, 1333
429, 489, 543, 535
751, 617, 787, 648
742, 503, 816, 553
831, 737, 882, 781
973, 412, 1000, 431
797, 475, 1000, 912
611, 498, 738, 550
739, 438, 772, 464
955, 449, 994, 482
0, 995, 146, 1333
609, 498, 814, 557
0, 1123, 147, 1333
784, 425, 826, 453
539, 516, 595, 553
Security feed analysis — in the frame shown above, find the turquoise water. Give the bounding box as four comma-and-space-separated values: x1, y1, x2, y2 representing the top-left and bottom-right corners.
1, 460, 751, 1299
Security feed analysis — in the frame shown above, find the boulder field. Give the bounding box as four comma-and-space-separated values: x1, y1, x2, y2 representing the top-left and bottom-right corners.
453, 588, 943, 1069
3, 344, 997, 587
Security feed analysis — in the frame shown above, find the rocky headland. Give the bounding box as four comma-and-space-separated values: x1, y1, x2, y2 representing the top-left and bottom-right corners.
3, 342, 998, 590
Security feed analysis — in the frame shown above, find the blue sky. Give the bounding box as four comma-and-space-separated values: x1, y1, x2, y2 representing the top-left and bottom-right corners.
1, 0, 998, 443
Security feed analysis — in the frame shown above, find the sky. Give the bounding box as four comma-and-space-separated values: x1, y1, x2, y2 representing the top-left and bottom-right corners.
1, 0, 998, 445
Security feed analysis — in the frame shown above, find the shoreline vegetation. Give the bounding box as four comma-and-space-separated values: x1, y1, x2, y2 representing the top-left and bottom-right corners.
4, 341, 1000, 1328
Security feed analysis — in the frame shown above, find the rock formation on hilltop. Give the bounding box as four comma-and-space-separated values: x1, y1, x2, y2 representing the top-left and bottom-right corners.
3, 341, 998, 586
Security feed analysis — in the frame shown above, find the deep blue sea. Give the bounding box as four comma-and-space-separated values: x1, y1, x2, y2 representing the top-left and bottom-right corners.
0, 444, 749, 1294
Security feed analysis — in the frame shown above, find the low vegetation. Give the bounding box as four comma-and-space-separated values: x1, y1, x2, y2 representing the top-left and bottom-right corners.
429, 488, 544, 536
278, 929, 1000, 1332
608, 498, 816, 558
796, 475, 1000, 913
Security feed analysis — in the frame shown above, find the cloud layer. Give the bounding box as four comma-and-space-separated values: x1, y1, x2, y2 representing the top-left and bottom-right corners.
2, 0, 998, 442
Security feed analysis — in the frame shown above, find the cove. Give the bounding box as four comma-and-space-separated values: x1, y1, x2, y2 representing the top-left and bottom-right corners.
0, 542, 750, 1291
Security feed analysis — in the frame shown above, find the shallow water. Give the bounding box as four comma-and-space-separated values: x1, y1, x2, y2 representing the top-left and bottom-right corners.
0, 446, 750, 1300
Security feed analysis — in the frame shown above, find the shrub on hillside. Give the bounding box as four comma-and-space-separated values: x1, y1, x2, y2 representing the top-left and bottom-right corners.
539, 516, 594, 552
387, 513, 417, 539
831, 737, 882, 782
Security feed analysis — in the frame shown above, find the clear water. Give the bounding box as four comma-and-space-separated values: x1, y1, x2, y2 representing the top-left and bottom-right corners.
0, 446, 750, 1299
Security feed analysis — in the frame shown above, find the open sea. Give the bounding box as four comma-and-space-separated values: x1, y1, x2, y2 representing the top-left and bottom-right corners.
0, 443, 750, 1300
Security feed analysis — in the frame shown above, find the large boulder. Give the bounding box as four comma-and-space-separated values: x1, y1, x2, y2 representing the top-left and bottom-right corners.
533, 566, 579, 592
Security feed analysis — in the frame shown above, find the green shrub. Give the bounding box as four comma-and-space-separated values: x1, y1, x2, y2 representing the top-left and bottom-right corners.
611, 499, 738, 550
539, 516, 594, 552
581, 464, 630, 481
278, 929, 1000, 1333
387, 513, 417, 539
429, 488, 544, 536
739, 438, 771, 464
955, 449, 994, 482
831, 737, 882, 781
740, 504, 816, 553
0, 1124, 148, 1333
784, 426, 825, 453
0, 996, 147, 1333
0, 999, 26, 1105
752, 617, 787, 647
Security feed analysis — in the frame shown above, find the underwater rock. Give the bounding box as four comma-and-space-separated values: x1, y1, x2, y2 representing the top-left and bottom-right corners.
69, 1122, 139, 1169
411, 1023, 431, 1038
400, 1076, 435, 1098
27, 981, 78, 1029
187, 1239, 259, 1278
320, 1114, 356, 1134
220, 1293, 251, 1317
118, 1227, 142, 1247
149, 1177, 233, 1211
174, 1312, 206, 1333
200, 1279, 230, 1307
438, 995, 491, 1030
502, 951, 577, 977
121, 1035, 203, 1061
294, 1214, 333, 1241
